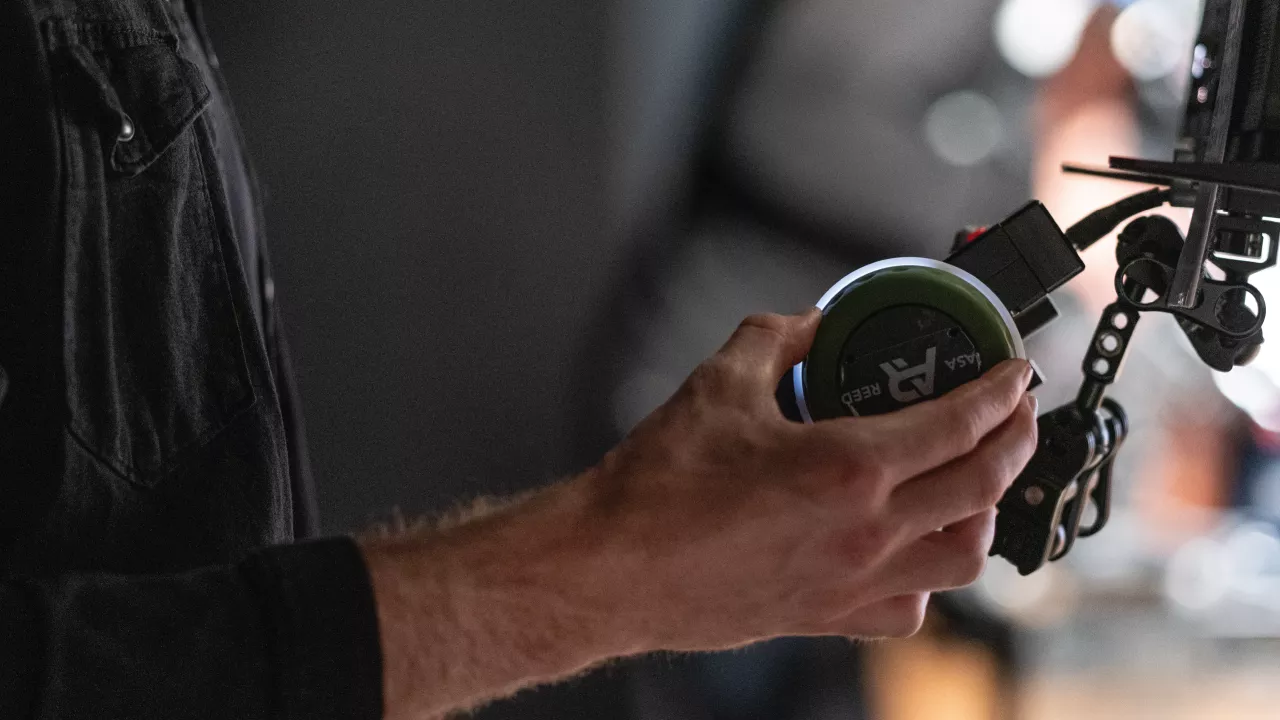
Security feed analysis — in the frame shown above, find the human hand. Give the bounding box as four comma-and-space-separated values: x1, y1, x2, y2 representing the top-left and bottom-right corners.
582, 309, 1038, 651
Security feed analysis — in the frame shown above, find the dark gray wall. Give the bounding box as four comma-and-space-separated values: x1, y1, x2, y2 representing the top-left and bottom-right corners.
202, 1, 610, 531
611, 0, 752, 235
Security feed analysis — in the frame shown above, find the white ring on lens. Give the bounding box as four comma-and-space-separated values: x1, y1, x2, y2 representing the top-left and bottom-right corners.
792, 257, 1025, 424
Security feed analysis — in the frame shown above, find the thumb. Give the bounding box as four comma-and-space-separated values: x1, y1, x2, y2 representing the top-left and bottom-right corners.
717, 308, 822, 388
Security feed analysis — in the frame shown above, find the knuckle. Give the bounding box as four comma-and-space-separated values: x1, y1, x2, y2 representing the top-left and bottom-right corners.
977, 458, 1012, 507
838, 444, 893, 502
810, 426, 887, 490
969, 442, 1016, 506
844, 441, 885, 484
865, 522, 894, 554
964, 404, 1039, 509
688, 358, 735, 397
732, 314, 790, 359
837, 521, 895, 566
887, 595, 928, 638
900, 616, 926, 638
740, 312, 789, 337
955, 549, 989, 587
946, 402, 985, 456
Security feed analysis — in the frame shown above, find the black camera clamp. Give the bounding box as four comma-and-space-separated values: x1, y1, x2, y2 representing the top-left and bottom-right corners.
990, 0, 1280, 574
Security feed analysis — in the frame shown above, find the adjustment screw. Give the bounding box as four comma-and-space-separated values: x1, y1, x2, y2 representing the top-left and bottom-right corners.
1024, 485, 1045, 506
118, 115, 136, 142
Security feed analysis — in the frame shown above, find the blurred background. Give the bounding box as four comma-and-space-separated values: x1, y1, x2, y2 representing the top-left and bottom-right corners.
203, 0, 1280, 717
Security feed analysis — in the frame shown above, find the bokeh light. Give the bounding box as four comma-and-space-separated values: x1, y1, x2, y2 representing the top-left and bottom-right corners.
923, 90, 1005, 166
1110, 0, 1201, 81
994, 0, 1098, 77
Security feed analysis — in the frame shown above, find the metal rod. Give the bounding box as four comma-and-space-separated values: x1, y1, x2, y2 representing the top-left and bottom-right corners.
1169, 0, 1249, 308
1062, 162, 1175, 187
1107, 158, 1280, 196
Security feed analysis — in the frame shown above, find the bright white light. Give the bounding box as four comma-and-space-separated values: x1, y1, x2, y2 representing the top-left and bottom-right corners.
1111, 0, 1201, 81
1192, 43, 1209, 79
974, 559, 1077, 627
1165, 537, 1229, 612
923, 91, 1005, 167
980, 560, 1053, 612
1223, 524, 1280, 578
1214, 369, 1280, 431
994, 0, 1097, 78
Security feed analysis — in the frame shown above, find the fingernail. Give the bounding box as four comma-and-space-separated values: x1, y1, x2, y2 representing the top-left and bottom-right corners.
997, 358, 1030, 382
1019, 360, 1034, 387
1026, 393, 1039, 416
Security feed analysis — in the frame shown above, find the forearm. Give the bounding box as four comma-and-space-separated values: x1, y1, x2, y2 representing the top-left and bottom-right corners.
359, 323, 1037, 719
361, 472, 648, 719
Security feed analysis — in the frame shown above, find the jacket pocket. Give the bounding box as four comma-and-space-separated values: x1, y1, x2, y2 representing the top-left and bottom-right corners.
49, 0, 257, 486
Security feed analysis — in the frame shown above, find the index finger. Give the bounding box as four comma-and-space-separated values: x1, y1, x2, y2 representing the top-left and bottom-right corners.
830, 359, 1033, 484
712, 309, 822, 391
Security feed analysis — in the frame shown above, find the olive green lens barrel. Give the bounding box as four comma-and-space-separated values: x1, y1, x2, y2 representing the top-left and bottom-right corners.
777, 202, 1081, 423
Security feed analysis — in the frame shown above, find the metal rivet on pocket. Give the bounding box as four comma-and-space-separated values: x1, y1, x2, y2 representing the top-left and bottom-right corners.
118, 115, 136, 142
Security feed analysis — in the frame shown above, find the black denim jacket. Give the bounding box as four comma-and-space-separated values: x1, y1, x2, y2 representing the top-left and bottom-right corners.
0, 0, 382, 717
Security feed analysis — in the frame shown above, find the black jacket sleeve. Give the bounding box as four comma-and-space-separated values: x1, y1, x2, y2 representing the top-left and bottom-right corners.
0, 537, 384, 720
0, 4, 382, 716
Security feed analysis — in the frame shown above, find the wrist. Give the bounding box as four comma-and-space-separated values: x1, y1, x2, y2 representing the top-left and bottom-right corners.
449, 471, 653, 663
361, 470, 651, 717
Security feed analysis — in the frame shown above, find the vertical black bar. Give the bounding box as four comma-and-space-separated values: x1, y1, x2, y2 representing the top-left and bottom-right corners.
1170, 0, 1249, 308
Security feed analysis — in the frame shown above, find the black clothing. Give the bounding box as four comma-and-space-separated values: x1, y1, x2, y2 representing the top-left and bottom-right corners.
0, 0, 382, 717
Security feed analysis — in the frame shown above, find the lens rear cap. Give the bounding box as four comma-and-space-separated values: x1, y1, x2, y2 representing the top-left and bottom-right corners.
793, 258, 1025, 422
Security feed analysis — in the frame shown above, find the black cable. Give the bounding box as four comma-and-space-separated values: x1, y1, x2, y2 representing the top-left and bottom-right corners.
1065, 187, 1171, 251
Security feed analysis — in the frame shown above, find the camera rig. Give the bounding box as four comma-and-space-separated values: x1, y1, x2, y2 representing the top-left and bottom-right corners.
988, 0, 1280, 574
774, 0, 1280, 575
